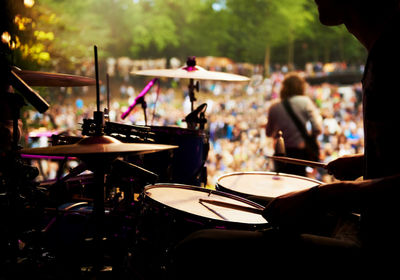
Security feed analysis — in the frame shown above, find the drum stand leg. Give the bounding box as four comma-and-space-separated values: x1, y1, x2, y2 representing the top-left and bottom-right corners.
79, 157, 114, 277
92, 165, 106, 273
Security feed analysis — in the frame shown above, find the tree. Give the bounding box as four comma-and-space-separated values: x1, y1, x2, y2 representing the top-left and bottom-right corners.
21, 0, 368, 74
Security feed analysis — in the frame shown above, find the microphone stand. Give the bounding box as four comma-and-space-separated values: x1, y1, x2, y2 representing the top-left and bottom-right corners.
135, 96, 148, 126
121, 78, 157, 121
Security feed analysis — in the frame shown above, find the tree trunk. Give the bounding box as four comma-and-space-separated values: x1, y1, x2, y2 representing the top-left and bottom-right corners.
264, 44, 271, 77
288, 31, 294, 71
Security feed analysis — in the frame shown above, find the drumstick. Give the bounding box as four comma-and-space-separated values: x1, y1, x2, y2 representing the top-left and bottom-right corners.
199, 199, 264, 215
198, 199, 228, 220
270, 155, 327, 169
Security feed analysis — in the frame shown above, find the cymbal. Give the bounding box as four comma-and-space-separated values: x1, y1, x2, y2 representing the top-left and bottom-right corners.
12, 68, 97, 87
19, 135, 178, 156
132, 66, 250, 82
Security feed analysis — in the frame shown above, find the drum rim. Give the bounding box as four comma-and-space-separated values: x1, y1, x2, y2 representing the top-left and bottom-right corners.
216, 171, 323, 186
215, 171, 322, 199
144, 183, 265, 210
142, 183, 268, 225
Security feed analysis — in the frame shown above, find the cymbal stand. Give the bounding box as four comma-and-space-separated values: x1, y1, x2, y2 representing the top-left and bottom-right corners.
0, 81, 44, 272
185, 56, 200, 112
1, 91, 25, 268
84, 45, 109, 272
104, 73, 110, 122
188, 78, 199, 112
93, 46, 105, 136
82, 155, 114, 273
10, 93, 25, 151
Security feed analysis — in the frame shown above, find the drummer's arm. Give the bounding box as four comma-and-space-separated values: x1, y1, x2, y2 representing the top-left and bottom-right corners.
326, 153, 364, 181
315, 173, 400, 215
263, 173, 400, 230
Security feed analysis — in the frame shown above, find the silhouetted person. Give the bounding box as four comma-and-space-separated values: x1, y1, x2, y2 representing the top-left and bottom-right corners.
170, 1, 400, 279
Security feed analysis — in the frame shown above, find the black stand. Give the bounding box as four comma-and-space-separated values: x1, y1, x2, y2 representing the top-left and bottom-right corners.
136, 96, 148, 126
185, 57, 200, 112
188, 78, 199, 112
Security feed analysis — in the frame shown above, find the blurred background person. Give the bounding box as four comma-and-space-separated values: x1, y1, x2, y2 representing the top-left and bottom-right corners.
266, 72, 322, 176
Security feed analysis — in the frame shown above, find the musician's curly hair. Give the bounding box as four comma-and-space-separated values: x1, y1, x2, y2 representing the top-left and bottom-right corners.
280, 72, 306, 100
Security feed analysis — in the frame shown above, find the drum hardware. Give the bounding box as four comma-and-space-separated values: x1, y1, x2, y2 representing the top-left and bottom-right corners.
182, 102, 208, 130
81, 120, 209, 186
54, 162, 88, 184
111, 158, 159, 185
1, 66, 50, 268
20, 128, 177, 274
121, 78, 159, 126
81, 119, 155, 143
39, 172, 95, 203
9, 69, 50, 113
186, 57, 200, 112
108, 158, 160, 200
104, 73, 111, 122
51, 133, 82, 146
19, 46, 177, 274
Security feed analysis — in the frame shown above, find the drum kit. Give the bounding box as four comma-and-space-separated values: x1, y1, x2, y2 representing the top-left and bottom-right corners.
1, 49, 323, 279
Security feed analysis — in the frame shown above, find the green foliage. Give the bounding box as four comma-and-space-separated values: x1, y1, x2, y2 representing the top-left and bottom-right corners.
22, 0, 367, 70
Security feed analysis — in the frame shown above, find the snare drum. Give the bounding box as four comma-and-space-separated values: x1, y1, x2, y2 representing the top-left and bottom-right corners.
216, 172, 322, 206
135, 184, 268, 269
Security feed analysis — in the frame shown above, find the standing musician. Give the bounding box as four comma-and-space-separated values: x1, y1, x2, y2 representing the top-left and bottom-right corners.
169, 1, 400, 279
266, 71, 322, 176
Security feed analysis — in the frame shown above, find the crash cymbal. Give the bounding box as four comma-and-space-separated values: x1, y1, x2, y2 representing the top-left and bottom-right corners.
12, 68, 97, 87
19, 135, 178, 156
132, 65, 250, 82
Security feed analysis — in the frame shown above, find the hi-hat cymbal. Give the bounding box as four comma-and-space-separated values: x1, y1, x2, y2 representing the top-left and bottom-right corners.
12, 68, 97, 87
132, 65, 250, 82
19, 135, 178, 156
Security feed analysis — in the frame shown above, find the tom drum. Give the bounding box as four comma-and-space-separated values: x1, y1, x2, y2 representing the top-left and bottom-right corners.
216, 171, 322, 206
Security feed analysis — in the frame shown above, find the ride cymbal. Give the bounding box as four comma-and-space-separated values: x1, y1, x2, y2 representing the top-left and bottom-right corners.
132, 65, 250, 82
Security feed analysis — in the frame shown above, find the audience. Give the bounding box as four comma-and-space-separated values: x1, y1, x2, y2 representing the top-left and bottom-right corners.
23, 67, 364, 187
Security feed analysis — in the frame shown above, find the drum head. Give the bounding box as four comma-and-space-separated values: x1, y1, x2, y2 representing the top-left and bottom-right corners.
143, 184, 267, 225
217, 172, 322, 200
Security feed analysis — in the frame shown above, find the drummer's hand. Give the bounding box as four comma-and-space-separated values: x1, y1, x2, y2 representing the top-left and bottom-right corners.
326, 154, 364, 181
262, 186, 319, 232
263, 180, 367, 232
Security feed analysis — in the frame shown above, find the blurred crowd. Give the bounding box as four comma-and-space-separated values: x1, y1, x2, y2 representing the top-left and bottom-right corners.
22, 64, 364, 189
